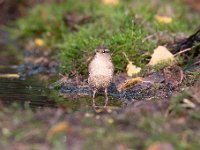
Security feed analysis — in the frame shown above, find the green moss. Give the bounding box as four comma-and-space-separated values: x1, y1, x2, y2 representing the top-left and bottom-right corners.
14, 0, 199, 75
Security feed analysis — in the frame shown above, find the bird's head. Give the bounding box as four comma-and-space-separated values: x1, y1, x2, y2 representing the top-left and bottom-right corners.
95, 47, 111, 58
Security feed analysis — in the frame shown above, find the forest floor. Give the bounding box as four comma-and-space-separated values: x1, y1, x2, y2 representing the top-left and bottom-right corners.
0, 0, 200, 150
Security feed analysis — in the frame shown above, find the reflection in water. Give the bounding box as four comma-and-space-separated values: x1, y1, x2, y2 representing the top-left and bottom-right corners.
0, 30, 56, 108
0, 67, 56, 108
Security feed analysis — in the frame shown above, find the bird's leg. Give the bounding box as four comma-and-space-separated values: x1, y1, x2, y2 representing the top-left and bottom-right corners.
92, 89, 97, 107
104, 88, 108, 108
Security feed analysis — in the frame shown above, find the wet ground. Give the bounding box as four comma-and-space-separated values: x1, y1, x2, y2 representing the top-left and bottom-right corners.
0, 0, 200, 149
0, 31, 193, 110
0, 31, 122, 110
0, 30, 56, 108
0, 24, 200, 150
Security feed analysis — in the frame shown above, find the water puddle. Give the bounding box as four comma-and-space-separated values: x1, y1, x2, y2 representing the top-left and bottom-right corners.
0, 65, 56, 108
0, 31, 56, 108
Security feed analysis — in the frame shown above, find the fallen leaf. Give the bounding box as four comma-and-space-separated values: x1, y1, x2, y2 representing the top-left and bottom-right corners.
35, 38, 45, 47
117, 77, 142, 92
148, 46, 175, 66
126, 61, 141, 77
102, 0, 119, 5
155, 15, 172, 24
0, 74, 20, 79
2, 128, 11, 136
47, 122, 71, 140
106, 118, 114, 124
181, 98, 196, 109
147, 142, 174, 150
84, 112, 93, 118
94, 107, 106, 113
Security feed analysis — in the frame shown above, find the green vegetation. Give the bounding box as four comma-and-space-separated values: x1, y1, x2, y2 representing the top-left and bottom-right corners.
14, 0, 199, 74
1, 1, 199, 149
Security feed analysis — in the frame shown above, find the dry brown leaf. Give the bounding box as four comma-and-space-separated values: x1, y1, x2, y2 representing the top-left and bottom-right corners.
94, 107, 106, 113
126, 61, 141, 77
117, 77, 142, 92
102, 0, 119, 5
35, 38, 45, 47
155, 15, 172, 24
47, 122, 71, 140
148, 46, 175, 66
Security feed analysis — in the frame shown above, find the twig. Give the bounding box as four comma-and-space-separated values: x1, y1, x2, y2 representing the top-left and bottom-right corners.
142, 34, 154, 43
194, 60, 200, 65
122, 52, 130, 62
174, 48, 192, 56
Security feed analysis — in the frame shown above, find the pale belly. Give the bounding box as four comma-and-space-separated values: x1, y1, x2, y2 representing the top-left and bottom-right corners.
88, 55, 114, 89
88, 74, 112, 89
89, 60, 113, 76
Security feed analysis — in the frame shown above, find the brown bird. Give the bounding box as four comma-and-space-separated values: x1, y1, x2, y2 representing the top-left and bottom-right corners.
88, 47, 114, 107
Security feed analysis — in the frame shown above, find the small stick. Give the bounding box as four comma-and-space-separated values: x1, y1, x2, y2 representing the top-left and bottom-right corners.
194, 60, 200, 65
142, 34, 154, 43
122, 52, 130, 62
174, 48, 192, 56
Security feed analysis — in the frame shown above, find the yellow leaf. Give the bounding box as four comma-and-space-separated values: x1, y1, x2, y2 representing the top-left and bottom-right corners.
107, 118, 114, 124
84, 113, 93, 118
0, 74, 20, 79
2, 128, 11, 136
148, 46, 175, 66
35, 38, 45, 47
155, 15, 172, 24
117, 77, 142, 92
126, 61, 141, 77
47, 122, 71, 140
102, 0, 119, 5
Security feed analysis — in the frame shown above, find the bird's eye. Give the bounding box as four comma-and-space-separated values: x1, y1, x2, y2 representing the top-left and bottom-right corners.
102, 50, 106, 53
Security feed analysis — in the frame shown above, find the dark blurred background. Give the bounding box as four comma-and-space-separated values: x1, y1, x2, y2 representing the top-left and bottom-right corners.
0, 0, 200, 25
0, 0, 63, 24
